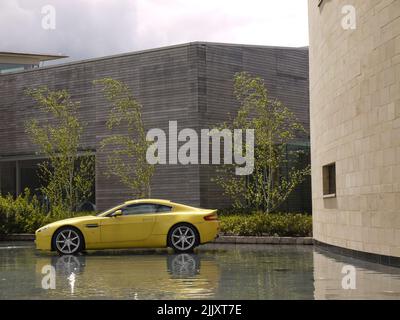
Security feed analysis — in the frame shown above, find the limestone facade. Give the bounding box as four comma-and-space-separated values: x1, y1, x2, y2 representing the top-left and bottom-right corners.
309, 0, 400, 257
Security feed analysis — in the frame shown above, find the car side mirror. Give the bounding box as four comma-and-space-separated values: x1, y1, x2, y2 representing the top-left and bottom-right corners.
111, 209, 123, 217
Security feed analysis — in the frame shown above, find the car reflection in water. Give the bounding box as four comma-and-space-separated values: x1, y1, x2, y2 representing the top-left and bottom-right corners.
35, 251, 219, 299
3, 243, 400, 299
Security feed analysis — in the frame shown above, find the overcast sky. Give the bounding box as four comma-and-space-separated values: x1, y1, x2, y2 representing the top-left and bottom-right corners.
0, 0, 309, 64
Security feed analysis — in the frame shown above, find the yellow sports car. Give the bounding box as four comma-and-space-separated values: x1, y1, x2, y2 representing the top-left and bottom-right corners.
35, 199, 219, 255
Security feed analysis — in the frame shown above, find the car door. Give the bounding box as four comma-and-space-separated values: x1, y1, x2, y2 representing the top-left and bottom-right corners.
100, 203, 157, 244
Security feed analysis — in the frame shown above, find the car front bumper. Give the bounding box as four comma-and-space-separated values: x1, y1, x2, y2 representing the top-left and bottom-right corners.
35, 231, 52, 251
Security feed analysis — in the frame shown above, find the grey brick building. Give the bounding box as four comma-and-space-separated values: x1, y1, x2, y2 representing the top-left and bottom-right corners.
0, 42, 310, 211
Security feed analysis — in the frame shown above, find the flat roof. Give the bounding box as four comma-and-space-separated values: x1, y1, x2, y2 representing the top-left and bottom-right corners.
0, 51, 68, 61
0, 42, 308, 76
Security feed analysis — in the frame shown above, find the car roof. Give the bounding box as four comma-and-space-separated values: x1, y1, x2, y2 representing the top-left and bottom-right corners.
123, 199, 201, 211
124, 198, 171, 205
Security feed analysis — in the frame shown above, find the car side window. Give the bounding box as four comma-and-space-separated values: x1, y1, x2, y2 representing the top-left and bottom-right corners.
156, 205, 172, 213
122, 204, 157, 216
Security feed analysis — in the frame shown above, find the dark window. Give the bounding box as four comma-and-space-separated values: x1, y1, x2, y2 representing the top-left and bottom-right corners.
323, 163, 336, 196
0, 161, 16, 197
20, 160, 42, 196
122, 204, 158, 215
156, 205, 172, 213
121, 203, 172, 215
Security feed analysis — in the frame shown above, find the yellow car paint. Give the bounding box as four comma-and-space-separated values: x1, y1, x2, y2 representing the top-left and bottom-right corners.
35, 199, 219, 252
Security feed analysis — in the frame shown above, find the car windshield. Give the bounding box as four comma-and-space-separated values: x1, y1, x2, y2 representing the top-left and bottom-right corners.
96, 205, 120, 217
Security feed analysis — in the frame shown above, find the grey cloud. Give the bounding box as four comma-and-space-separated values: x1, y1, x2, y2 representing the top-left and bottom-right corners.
1, 0, 139, 63
0, 0, 309, 65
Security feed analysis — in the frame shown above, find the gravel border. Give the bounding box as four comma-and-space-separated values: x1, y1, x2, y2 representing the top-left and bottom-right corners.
0, 233, 313, 245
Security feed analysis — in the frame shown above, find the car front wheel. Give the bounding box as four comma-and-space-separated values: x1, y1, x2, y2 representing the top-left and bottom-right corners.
53, 227, 84, 255
169, 224, 199, 253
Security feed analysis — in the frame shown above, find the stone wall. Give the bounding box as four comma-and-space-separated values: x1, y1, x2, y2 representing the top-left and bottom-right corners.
309, 0, 400, 256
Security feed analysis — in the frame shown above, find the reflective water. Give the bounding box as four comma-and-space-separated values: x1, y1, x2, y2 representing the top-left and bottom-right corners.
1, 242, 400, 299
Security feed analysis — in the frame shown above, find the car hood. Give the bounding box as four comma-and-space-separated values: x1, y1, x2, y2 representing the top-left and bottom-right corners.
44, 215, 98, 228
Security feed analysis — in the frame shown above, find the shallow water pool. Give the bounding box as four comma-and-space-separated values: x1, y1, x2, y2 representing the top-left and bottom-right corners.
1, 242, 400, 299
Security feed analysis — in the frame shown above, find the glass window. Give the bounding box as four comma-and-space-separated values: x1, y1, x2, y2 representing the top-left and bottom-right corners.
20, 160, 42, 196
156, 205, 172, 213
0, 161, 16, 197
0, 63, 38, 74
97, 205, 122, 217
323, 163, 336, 196
120, 204, 172, 215
122, 204, 158, 215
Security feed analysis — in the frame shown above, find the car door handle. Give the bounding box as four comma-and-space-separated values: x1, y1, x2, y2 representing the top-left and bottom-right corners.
142, 218, 153, 222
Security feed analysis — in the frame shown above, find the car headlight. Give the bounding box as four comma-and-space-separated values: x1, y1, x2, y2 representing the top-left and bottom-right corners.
37, 225, 50, 233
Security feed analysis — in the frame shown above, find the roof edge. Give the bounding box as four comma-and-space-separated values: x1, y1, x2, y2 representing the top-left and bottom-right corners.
0, 42, 309, 77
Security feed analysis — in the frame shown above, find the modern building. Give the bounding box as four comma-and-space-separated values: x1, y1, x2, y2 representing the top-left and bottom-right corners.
0, 52, 67, 74
309, 0, 400, 263
0, 42, 310, 211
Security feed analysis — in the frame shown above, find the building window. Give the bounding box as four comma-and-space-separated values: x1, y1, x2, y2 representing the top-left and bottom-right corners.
323, 163, 336, 198
0, 63, 37, 74
0, 156, 96, 206
20, 160, 42, 196
0, 161, 16, 197
0, 159, 42, 197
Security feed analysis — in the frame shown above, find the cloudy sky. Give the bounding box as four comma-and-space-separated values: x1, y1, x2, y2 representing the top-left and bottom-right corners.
0, 0, 309, 64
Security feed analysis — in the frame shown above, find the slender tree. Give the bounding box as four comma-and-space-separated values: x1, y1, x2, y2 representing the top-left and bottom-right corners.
25, 87, 94, 212
214, 72, 310, 213
94, 78, 154, 198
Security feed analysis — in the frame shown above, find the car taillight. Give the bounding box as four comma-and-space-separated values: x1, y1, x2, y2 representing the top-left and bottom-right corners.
204, 213, 218, 221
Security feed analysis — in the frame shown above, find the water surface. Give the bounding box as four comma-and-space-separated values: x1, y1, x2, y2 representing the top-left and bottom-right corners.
1, 242, 400, 299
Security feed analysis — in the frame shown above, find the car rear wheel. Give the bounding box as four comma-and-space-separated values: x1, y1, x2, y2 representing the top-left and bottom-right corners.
169, 224, 199, 253
53, 227, 84, 255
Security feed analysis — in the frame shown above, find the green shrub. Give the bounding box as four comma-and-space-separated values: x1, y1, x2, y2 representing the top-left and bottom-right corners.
0, 189, 87, 235
0, 190, 46, 234
219, 212, 312, 237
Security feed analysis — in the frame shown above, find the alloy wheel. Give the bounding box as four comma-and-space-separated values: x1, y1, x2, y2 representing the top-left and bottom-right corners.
171, 226, 196, 251
55, 229, 81, 254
